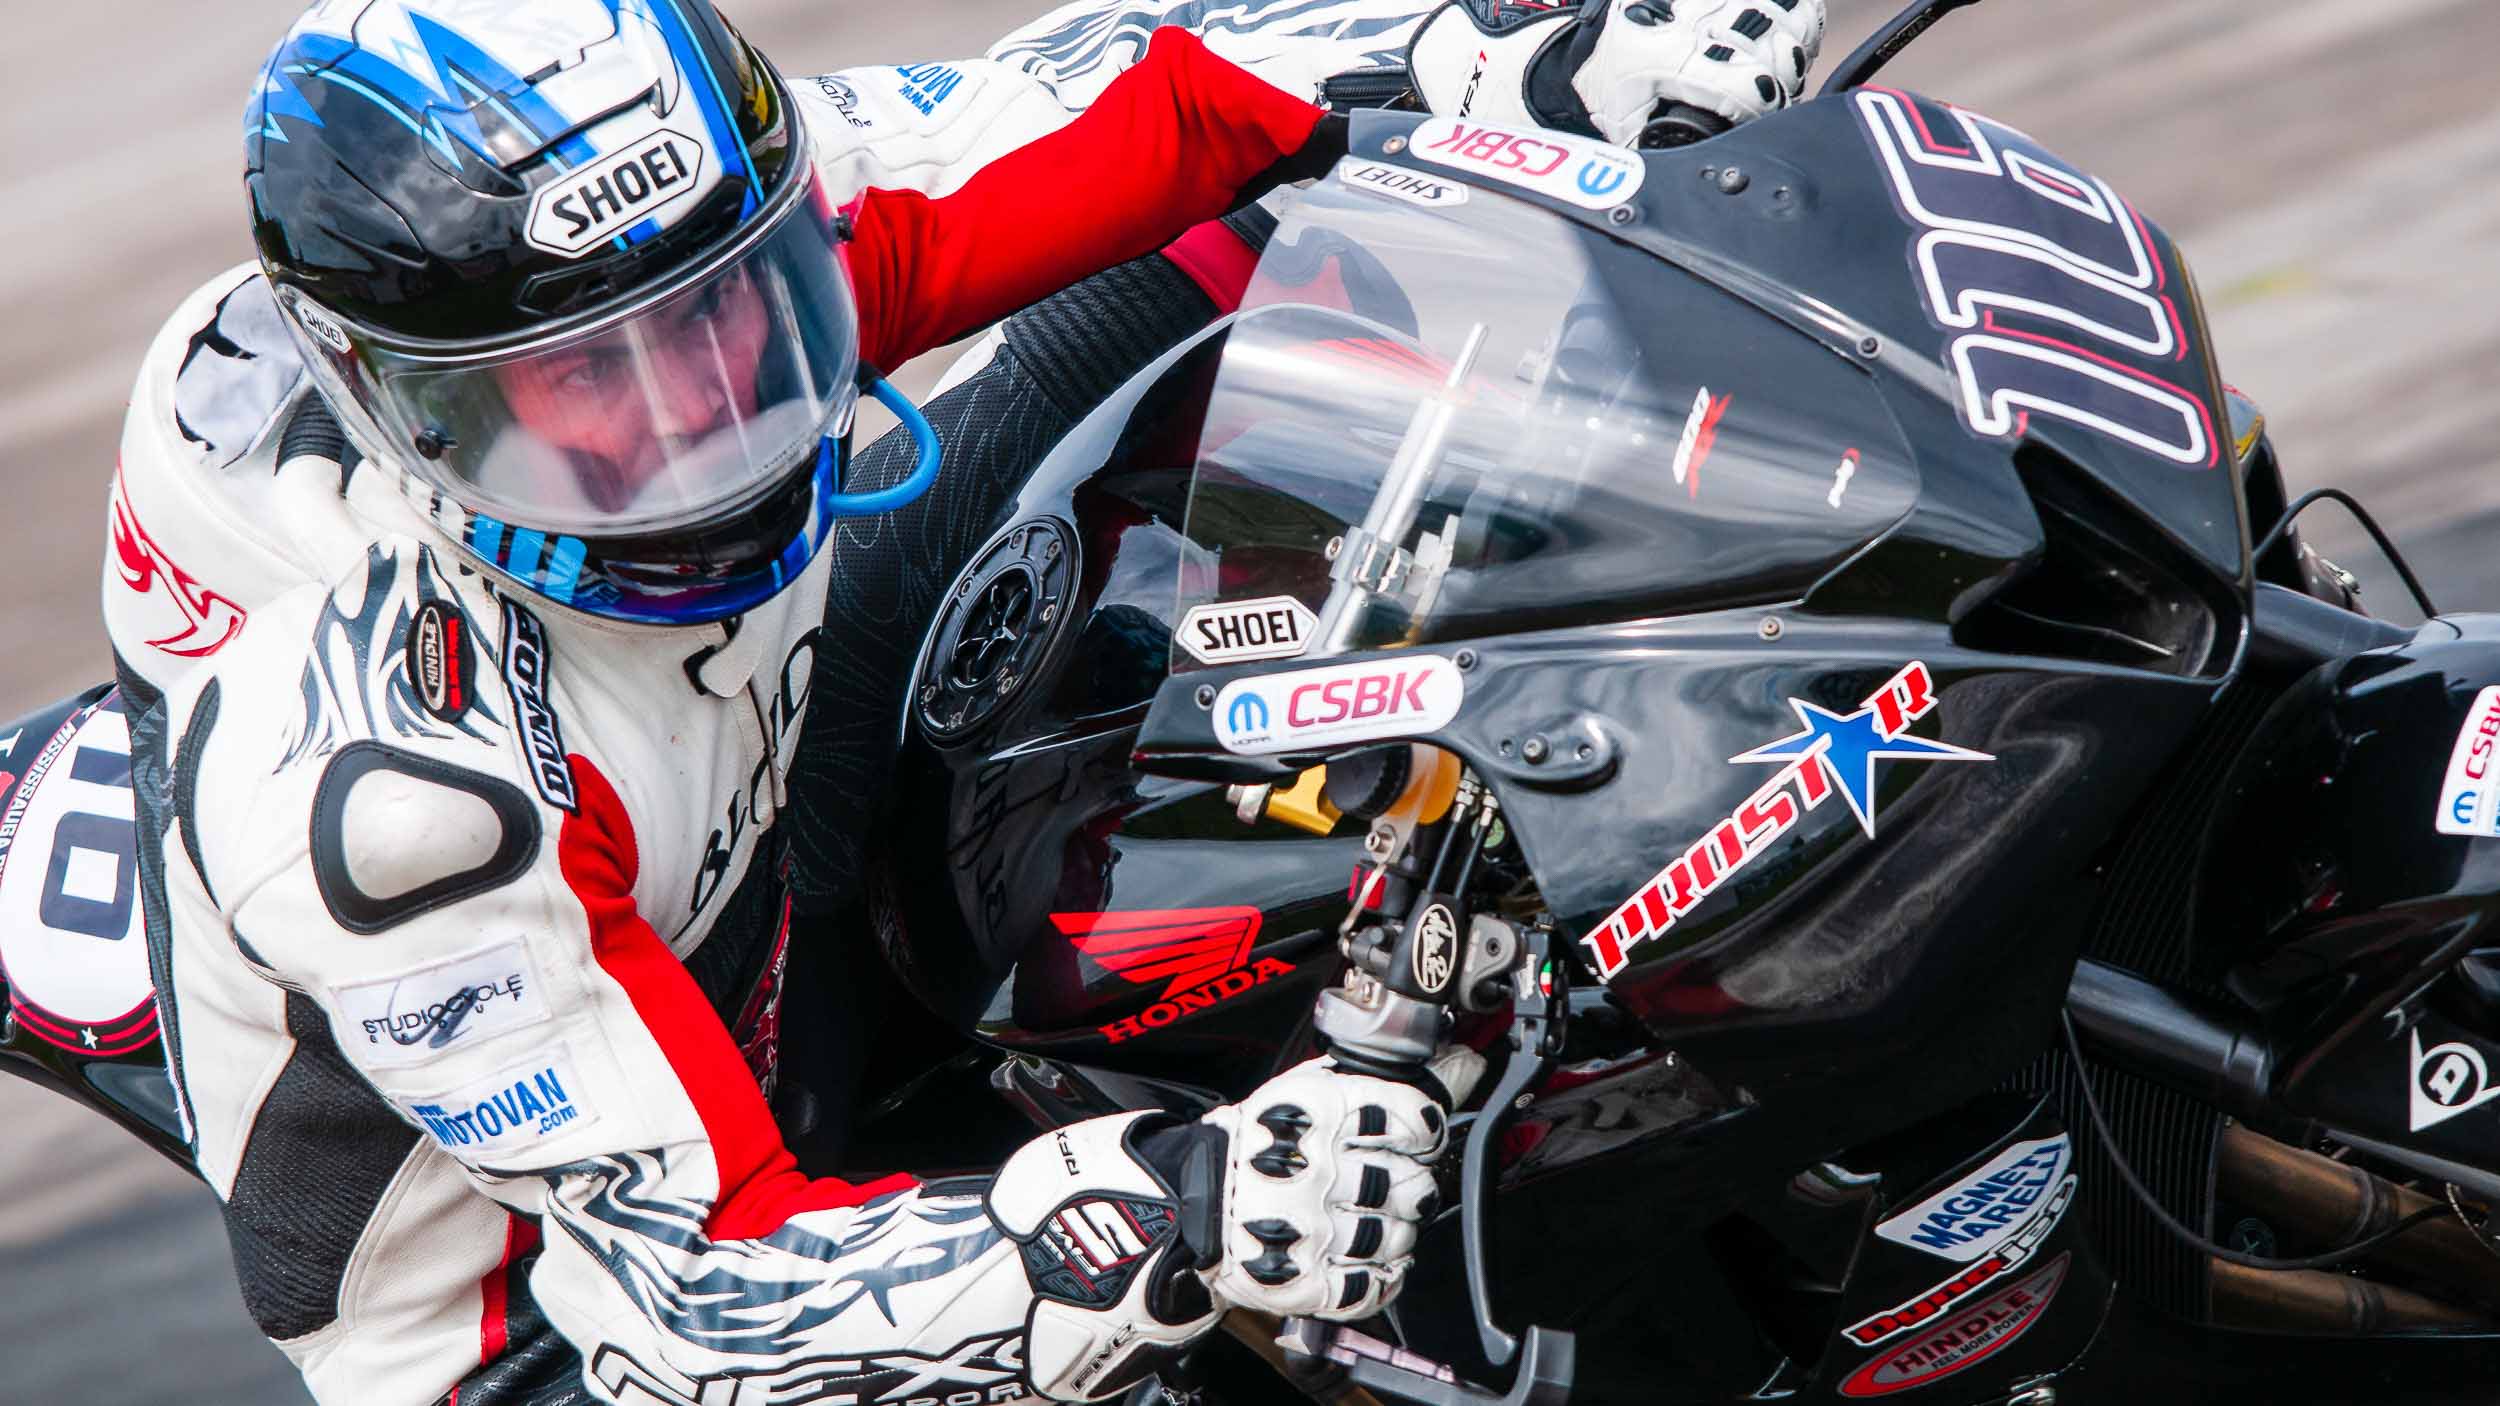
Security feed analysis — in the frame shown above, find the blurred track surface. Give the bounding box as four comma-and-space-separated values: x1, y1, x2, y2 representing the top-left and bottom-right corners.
2, 1, 2495, 1400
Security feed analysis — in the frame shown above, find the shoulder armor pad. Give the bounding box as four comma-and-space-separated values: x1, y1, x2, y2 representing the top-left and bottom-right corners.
310, 741, 541, 935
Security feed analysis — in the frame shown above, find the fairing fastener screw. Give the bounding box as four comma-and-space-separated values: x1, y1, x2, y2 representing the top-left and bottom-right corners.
1608, 204, 1635, 225
1857, 335, 1882, 357
1325, 536, 1345, 561
1522, 736, 1550, 764
1512, 1092, 1535, 1111
1716, 167, 1750, 195
1195, 685, 1216, 709
1759, 617, 1784, 641
1384, 136, 1408, 154
1454, 648, 1478, 671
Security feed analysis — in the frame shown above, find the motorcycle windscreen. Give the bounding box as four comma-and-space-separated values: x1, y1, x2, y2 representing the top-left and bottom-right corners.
1172, 168, 1920, 666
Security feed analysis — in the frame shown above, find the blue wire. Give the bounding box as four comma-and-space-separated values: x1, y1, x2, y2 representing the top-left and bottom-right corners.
821, 376, 943, 518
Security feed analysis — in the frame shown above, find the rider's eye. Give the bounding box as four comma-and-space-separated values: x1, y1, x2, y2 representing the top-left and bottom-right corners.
679, 283, 728, 327
557, 355, 620, 392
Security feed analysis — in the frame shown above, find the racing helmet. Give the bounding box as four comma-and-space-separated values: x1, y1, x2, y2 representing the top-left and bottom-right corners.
246, 0, 861, 625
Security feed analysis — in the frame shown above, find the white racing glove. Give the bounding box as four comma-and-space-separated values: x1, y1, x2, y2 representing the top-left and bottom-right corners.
987, 1050, 1485, 1401
1409, 0, 1827, 145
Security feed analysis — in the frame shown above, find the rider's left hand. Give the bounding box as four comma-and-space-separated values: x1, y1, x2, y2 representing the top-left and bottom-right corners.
1409, 0, 1828, 145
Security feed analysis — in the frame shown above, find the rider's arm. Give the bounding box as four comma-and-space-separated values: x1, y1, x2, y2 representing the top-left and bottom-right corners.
988, 0, 1437, 110
845, 28, 1341, 367
171, 577, 1039, 1402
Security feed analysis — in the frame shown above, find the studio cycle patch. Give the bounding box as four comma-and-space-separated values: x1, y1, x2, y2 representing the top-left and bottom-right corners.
332, 940, 549, 1068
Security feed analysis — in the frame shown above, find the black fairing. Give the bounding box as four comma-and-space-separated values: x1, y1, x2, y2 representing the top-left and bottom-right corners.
1128, 98, 2242, 1122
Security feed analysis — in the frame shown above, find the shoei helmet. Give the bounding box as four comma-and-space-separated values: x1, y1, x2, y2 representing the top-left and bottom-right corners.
247, 0, 859, 625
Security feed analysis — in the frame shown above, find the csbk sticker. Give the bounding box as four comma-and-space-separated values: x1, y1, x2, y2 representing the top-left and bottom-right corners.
1213, 655, 1464, 757
1845, 1175, 2076, 1346
525, 128, 707, 257
1409, 117, 1645, 210
2435, 686, 2500, 837
1840, 1253, 2070, 1398
1178, 596, 1315, 667
1875, 1135, 2072, 1262
1055, 907, 1293, 1044
1582, 661, 1990, 979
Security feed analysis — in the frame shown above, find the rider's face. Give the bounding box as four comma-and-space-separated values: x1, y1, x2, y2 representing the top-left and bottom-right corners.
494, 268, 773, 508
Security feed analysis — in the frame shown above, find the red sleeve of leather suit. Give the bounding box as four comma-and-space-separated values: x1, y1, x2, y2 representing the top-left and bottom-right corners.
845, 28, 1329, 365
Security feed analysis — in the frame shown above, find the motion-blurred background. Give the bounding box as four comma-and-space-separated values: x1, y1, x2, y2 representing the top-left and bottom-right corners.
4, 0, 2495, 1399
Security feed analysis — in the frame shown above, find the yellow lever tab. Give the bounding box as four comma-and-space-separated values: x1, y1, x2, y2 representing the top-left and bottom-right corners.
1268, 766, 1343, 836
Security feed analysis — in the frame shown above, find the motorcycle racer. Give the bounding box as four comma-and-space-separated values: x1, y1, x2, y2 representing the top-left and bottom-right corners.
101, 2, 1822, 1404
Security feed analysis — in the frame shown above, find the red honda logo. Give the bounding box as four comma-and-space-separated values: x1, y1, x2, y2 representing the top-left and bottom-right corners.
1052, 907, 1291, 1044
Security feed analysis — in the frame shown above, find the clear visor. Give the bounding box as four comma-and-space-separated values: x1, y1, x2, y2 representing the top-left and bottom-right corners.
344, 175, 859, 537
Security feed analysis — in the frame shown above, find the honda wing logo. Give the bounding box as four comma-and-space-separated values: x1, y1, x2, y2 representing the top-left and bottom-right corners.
1054, 907, 1292, 1044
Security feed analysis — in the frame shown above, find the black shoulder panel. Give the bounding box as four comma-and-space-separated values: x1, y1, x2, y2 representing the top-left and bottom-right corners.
309, 741, 541, 936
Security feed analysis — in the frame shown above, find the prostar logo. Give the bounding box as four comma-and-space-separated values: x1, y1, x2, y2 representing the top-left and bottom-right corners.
1054, 907, 1293, 1044
1581, 661, 1991, 979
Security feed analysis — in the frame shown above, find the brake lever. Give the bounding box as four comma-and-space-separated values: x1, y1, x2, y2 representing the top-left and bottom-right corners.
1462, 929, 1568, 1369
1286, 929, 1576, 1405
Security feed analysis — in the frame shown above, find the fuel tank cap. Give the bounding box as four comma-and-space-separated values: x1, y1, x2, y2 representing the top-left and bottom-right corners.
918, 518, 1076, 741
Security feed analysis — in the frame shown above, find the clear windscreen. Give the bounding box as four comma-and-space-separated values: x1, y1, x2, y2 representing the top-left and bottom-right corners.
340, 172, 859, 536
1172, 163, 1923, 670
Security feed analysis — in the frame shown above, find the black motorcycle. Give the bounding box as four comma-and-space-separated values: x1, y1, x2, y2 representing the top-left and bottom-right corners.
14, 3, 2500, 1401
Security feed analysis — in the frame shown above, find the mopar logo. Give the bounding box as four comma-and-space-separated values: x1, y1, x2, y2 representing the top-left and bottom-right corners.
1576, 159, 1629, 199
1227, 693, 1270, 734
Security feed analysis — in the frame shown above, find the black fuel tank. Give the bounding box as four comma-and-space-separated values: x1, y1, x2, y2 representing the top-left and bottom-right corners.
878, 328, 1357, 1100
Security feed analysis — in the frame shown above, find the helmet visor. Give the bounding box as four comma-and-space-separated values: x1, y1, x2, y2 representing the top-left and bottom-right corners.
346, 171, 859, 538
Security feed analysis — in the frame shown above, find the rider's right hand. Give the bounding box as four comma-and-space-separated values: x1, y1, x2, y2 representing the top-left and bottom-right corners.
986, 1050, 1483, 1400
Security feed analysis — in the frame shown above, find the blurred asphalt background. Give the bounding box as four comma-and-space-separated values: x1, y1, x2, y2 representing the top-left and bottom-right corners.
3, 0, 2497, 1400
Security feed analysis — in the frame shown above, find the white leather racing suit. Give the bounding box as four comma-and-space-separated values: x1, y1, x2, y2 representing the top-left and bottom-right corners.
100, 6, 1447, 1405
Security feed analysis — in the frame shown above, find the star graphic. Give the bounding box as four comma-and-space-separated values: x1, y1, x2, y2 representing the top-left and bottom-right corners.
1730, 694, 1993, 838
